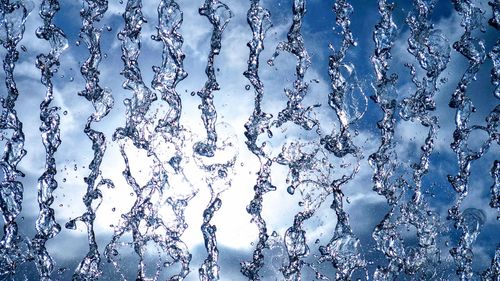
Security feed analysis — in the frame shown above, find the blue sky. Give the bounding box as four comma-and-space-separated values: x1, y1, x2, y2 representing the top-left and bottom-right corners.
0, 0, 498, 280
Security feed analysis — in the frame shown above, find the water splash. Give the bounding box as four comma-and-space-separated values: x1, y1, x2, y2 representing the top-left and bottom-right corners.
317, 146, 365, 279
264, 1, 322, 279
321, 0, 367, 160
447, 1, 500, 279
372, 0, 450, 279
268, 0, 319, 131
0, 0, 496, 279
402, 0, 449, 202
31, 0, 68, 279
0, 0, 32, 276
196, 128, 238, 281
281, 209, 312, 280
272, 141, 329, 280
369, 0, 399, 204
194, 0, 233, 158
65, 0, 114, 279
106, 1, 194, 280
152, 0, 187, 134
240, 1, 275, 280
316, 1, 366, 279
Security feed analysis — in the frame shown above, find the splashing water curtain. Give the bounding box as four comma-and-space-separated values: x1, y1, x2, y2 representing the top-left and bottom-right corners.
0, 0, 498, 280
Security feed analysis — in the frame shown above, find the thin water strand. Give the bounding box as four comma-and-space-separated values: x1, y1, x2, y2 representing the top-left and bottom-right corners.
105, 0, 159, 279
403, 0, 448, 206
31, 0, 68, 279
491, 160, 500, 219
317, 1, 366, 279
240, 1, 275, 280
482, 244, 500, 280
194, 0, 233, 157
151, 0, 187, 134
401, 0, 449, 204
196, 135, 238, 281
368, 0, 399, 204
193, 1, 236, 280
114, 0, 157, 150
268, 0, 318, 131
482, 161, 500, 280
447, 1, 499, 279
264, 1, 323, 279
320, 0, 365, 159
0, 0, 31, 276
150, 2, 193, 278
65, 0, 114, 280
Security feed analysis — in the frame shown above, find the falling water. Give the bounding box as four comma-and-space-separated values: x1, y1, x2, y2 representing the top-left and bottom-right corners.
104, 0, 197, 280
369, 0, 398, 206
447, 0, 499, 280
268, 0, 318, 131
240, 1, 274, 280
65, 0, 114, 279
0, 0, 31, 277
317, 0, 366, 280
194, 0, 232, 158
0, 0, 498, 280
31, 0, 67, 280
372, 0, 451, 279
